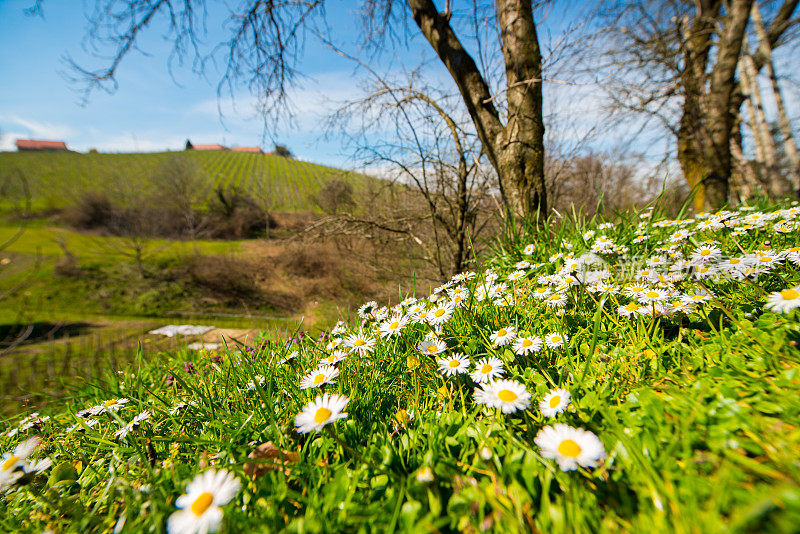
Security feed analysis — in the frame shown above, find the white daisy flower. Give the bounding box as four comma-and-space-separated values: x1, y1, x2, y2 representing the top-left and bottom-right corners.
167, 469, 241, 534
0, 437, 42, 490
546, 292, 568, 308
692, 265, 717, 279
295, 393, 349, 434
280, 350, 300, 365
690, 245, 722, 263
474, 380, 531, 413
299, 366, 340, 390
427, 302, 455, 326
523, 244, 536, 255
343, 331, 377, 356
623, 284, 647, 298
515, 260, 531, 269
450, 293, 468, 307
418, 335, 447, 356
67, 418, 100, 434
330, 321, 347, 336
319, 350, 347, 366
470, 357, 505, 383
532, 287, 551, 299
452, 271, 476, 282
765, 286, 800, 313
490, 327, 516, 347
618, 302, 643, 317
637, 289, 669, 304
437, 353, 471, 376
512, 336, 543, 356
91, 398, 130, 416
357, 301, 379, 319
245, 375, 266, 391
544, 333, 568, 349
379, 316, 408, 338
667, 300, 694, 314
170, 401, 198, 416
114, 411, 151, 441
508, 270, 526, 282
534, 424, 605, 471
540, 389, 571, 417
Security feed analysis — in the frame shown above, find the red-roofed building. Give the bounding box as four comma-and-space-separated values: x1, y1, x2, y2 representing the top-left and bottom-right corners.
232, 146, 263, 153
15, 139, 69, 152
185, 139, 228, 151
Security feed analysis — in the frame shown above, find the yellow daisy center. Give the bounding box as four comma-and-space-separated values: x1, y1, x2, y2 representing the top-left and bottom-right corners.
522, 339, 532, 347
448, 360, 460, 368
354, 339, 366, 347
700, 250, 710, 256
313, 373, 326, 384
646, 291, 659, 298
631, 286, 643, 292
781, 289, 800, 301
550, 294, 561, 300
497, 329, 507, 337
191, 492, 214, 516
327, 356, 335, 362
435, 309, 446, 317
2, 455, 19, 471
497, 389, 518, 402
481, 364, 493, 374
551, 336, 562, 343
390, 322, 399, 329
104, 400, 118, 407
549, 396, 561, 409
760, 256, 772, 263
314, 407, 332, 423
557, 439, 582, 458
730, 258, 740, 264
428, 345, 439, 353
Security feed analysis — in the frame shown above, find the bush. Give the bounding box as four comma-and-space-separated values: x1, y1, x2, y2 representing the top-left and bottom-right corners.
186, 254, 261, 297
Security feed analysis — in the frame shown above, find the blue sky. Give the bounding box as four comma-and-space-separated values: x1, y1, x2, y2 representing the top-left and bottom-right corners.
3, 0, 766, 170
0, 0, 397, 165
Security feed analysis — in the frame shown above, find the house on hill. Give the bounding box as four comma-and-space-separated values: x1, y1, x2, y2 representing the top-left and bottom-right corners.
15, 139, 69, 152
232, 146, 263, 154
185, 139, 228, 151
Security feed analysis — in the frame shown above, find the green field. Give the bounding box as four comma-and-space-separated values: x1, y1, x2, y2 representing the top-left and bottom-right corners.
1, 202, 799, 532
0, 150, 371, 212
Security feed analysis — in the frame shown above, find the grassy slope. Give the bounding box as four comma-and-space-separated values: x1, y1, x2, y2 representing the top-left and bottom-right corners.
0, 150, 371, 212
1, 204, 800, 532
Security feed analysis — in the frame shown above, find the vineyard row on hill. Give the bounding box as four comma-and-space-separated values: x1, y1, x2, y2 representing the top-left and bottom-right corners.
0, 151, 373, 212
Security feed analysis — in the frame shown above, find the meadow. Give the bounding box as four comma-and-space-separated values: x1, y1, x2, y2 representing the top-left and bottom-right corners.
1, 201, 798, 532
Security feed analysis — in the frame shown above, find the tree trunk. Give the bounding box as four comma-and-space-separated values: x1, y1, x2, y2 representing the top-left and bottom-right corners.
701, 0, 754, 209
741, 49, 782, 196
496, 0, 546, 217
752, 1, 800, 192
407, 0, 546, 219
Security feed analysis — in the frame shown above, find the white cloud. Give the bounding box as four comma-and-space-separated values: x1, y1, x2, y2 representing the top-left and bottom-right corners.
3, 116, 75, 140
0, 131, 27, 151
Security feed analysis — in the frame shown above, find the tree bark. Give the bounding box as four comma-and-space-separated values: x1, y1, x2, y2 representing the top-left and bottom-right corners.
752, 1, 800, 192
407, 0, 546, 218
702, 0, 754, 208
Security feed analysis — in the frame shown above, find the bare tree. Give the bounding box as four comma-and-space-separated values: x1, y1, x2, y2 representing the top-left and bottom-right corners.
321, 65, 498, 278
50, 0, 552, 218
593, 0, 799, 209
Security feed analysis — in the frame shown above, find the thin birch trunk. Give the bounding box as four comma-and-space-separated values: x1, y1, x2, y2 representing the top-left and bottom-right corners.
752, 1, 800, 192
742, 46, 782, 196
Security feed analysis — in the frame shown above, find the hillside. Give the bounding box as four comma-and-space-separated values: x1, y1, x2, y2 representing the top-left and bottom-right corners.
1, 203, 799, 532
0, 150, 372, 212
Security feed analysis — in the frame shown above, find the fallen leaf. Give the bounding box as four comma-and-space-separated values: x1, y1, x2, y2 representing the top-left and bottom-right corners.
244, 442, 299, 478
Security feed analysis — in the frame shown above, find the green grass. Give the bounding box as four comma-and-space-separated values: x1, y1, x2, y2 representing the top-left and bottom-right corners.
1, 202, 799, 532
0, 150, 372, 213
